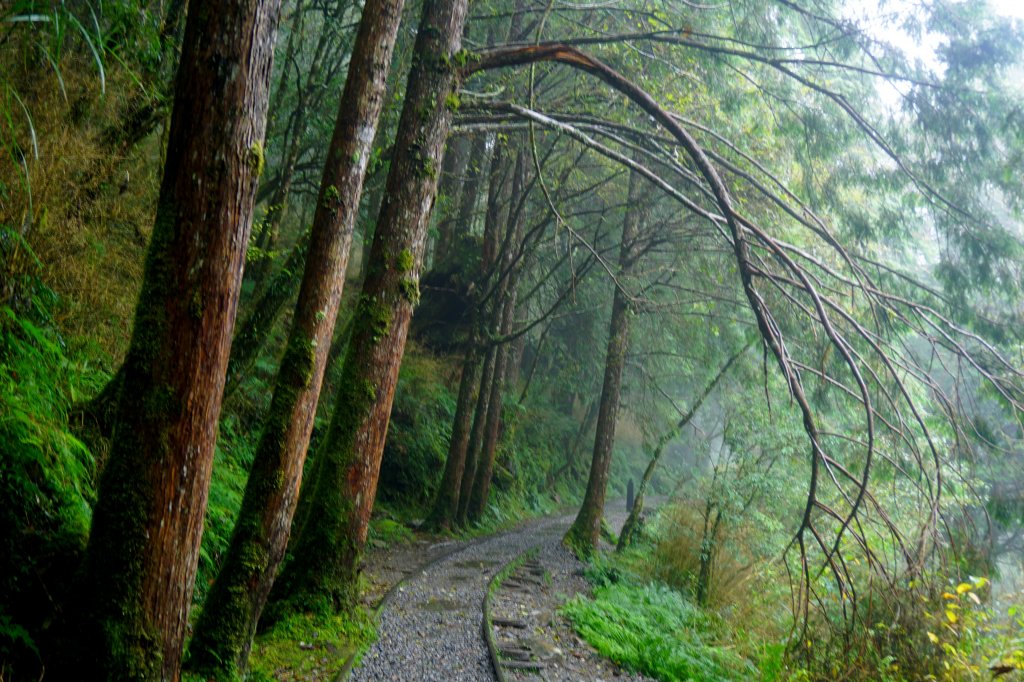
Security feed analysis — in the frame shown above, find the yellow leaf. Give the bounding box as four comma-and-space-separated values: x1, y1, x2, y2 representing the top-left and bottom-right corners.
956, 582, 972, 595
968, 592, 981, 605
927, 631, 939, 644
942, 592, 957, 600
946, 609, 959, 624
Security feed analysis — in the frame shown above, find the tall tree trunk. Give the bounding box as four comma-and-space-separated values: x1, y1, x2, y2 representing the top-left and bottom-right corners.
617, 344, 748, 551
431, 135, 470, 267
184, 0, 405, 675
696, 507, 722, 607
457, 346, 495, 526
424, 344, 481, 529
466, 341, 508, 521
467, 151, 527, 522
59, 0, 282, 678
266, 0, 469, 615
546, 396, 598, 487
453, 133, 489, 242
445, 137, 511, 526
564, 169, 645, 555
246, 8, 335, 293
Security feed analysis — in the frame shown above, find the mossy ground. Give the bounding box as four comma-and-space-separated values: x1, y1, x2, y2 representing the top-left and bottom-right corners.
183, 609, 375, 682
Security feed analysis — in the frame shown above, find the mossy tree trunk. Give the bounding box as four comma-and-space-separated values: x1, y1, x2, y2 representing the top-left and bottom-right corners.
458, 344, 496, 525
184, 0, 406, 676
564, 169, 645, 556
266, 0, 470, 615
60, 0, 282, 678
696, 505, 723, 606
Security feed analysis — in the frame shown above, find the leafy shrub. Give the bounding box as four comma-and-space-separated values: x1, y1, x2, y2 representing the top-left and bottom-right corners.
562, 580, 757, 681
377, 348, 455, 513
650, 500, 772, 610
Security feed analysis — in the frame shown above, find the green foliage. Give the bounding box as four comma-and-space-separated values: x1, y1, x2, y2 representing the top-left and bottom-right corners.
193, 413, 258, 607
562, 578, 757, 681
0, 290, 106, 676
377, 349, 455, 513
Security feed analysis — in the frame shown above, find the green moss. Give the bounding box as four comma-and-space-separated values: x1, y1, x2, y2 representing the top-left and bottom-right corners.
396, 248, 414, 274
563, 522, 596, 560
421, 157, 437, 179
399, 278, 420, 304
356, 295, 392, 343
189, 288, 203, 319
323, 184, 341, 208
452, 49, 477, 68
249, 141, 266, 178
247, 610, 375, 681
360, 379, 377, 405
444, 92, 461, 111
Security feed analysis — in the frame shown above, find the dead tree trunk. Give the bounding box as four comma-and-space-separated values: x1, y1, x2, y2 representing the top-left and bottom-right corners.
60, 0, 282, 678
184, 0, 406, 676
564, 169, 645, 555
266, 0, 470, 615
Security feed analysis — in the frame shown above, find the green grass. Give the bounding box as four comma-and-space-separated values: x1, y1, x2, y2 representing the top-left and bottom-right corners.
561, 580, 757, 682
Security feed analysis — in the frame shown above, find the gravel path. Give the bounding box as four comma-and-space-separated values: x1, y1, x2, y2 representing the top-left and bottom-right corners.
352, 503, 641, 682
489, 508, 656, 682
352, 515, 568, 681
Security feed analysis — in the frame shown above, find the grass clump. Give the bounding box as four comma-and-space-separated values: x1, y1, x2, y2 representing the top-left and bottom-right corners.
562, 577, 756, 682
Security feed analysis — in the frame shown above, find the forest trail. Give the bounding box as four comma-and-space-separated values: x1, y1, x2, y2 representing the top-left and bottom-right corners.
352, 503, 652, 681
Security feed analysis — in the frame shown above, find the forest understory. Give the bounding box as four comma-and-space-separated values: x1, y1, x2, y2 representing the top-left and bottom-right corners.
1, 0, 1024, 681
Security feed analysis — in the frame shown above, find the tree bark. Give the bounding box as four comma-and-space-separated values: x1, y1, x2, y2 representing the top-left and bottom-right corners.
266, 0, 470, 615
60, 0, 282, 678
467, 151, 527, 522
184, 0, 406, 675
457, 345, 496, 525
564, 168, 645, 555
424, 345, 481, 529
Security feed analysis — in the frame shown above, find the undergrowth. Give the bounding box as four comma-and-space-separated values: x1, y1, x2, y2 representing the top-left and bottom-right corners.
0, 286, 106, 678
561, 566, 757, 682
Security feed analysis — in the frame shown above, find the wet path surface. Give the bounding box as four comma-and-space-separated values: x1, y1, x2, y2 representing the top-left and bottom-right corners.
352, 501, 647, 682
352, 515, 571, 681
